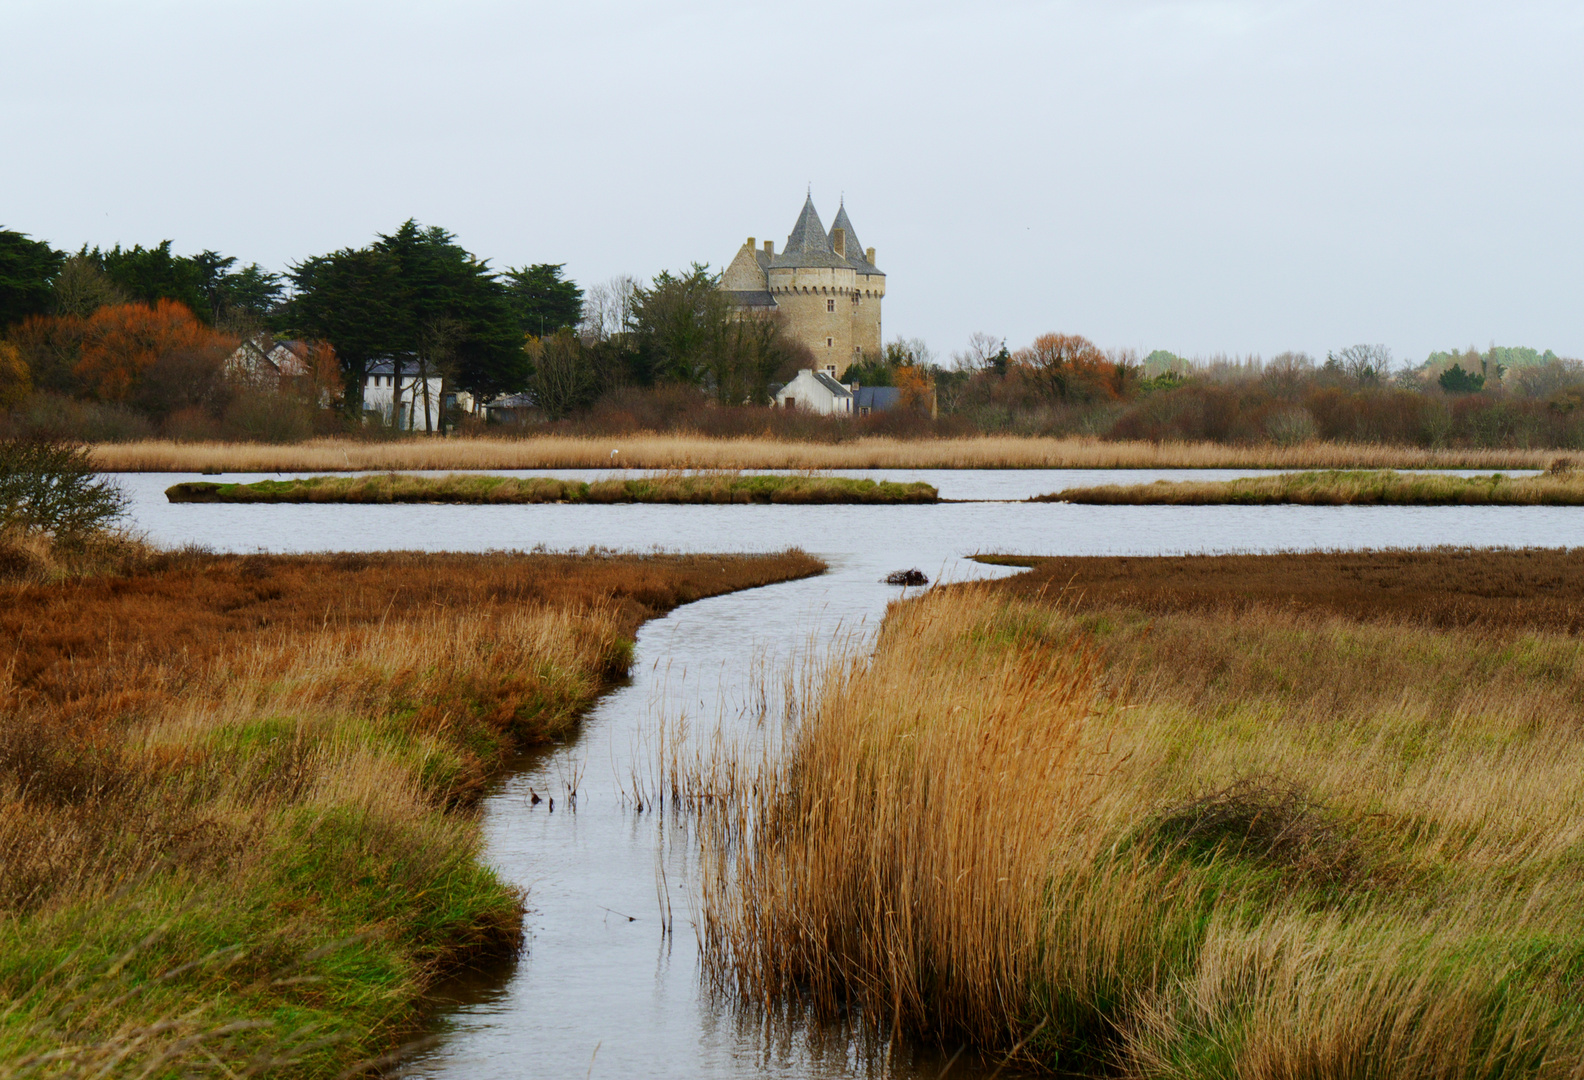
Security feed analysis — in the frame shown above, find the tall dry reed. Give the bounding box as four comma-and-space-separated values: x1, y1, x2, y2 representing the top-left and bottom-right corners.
90, 435, 1559, 473
701, 584, 1584, 1076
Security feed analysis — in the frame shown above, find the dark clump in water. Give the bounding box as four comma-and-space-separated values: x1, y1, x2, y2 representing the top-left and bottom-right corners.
883, 568, 929, 586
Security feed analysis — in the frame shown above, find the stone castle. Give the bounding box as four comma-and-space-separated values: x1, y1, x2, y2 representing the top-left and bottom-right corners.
720, 194, 885, 379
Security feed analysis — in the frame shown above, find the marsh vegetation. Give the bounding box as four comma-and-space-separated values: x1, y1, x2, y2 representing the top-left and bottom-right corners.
165, 472, 938, 505
698, 550, 1584, 1076
0, 548, 821, 1076
93, 435, 1561, 474
1046, 466, 1584, 506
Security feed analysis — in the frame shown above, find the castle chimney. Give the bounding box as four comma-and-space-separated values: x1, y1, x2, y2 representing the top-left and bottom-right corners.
865, 246, 876, 265
763, 240, 774, 256
747, 236, 755, 249
831, 227, 846, 258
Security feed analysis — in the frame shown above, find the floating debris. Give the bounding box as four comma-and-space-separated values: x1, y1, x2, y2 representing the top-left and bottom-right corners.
883, 569, 929, 586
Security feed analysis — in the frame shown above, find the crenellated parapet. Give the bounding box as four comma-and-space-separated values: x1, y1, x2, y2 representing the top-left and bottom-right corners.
721, 193, 885, 377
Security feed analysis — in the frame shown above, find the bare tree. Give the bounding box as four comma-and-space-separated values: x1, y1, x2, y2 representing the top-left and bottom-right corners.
950, 331, 1003, 372
529, 329, 597, 419
579, 274, 640, 344
1262, 351, 1316, 397
1325, 344, 1392, 386
884, 336, 936, 368
51, 254, 127, 318
1509, 357, 1584, 399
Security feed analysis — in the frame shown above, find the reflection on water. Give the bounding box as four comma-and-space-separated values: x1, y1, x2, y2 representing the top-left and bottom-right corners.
116, 469, 1582, 1078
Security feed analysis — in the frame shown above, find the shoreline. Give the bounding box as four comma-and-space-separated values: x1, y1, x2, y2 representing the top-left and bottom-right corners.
89, 435, 1564, 473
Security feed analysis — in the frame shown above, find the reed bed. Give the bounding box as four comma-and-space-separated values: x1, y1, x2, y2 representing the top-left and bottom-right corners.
700, 570, 1584, 1076
165, 472, 938, 505
0, 549, 822, 1077
91, 435, 1560, 473
1045, 466, 1584, 505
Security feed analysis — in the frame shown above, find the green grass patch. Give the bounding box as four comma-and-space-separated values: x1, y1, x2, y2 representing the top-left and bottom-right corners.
168, 472, 939, 505
1038, 468, 1584, 506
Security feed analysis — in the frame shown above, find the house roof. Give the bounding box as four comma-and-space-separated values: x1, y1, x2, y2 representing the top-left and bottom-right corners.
771, 195, 850, 270
723, 289, 777, 308
484, 392, 536, 409
813, 371, 852, 397
367, 358, 444, 377
855, 385, 901, 409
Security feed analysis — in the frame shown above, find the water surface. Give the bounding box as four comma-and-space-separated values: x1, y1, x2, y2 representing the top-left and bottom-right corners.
117, 469, 1582, 1078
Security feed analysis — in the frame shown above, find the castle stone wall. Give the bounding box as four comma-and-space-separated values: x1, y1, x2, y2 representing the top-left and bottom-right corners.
722, 199, 885, 380
721, 241, 768, 290
767, 265, 862, 375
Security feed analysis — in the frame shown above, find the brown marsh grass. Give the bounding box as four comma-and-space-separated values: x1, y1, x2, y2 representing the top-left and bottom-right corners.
0, 549, 823, 1077
700, 561, 1584, 1076
1046, 466, 1584, 505
977, 547, 1584, 633
90, 435, 1559, 473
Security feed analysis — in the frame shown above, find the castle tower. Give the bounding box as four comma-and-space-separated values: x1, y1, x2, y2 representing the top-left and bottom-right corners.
720, 193, 885, 380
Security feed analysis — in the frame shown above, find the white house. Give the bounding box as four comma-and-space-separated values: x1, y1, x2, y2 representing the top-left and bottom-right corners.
774, 367, 853, 415
773, 367, 909, 417
363, 359, 473, 431
226, 335, 311, 388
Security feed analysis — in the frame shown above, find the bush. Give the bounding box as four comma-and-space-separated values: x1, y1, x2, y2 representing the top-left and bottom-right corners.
1, 391, 156, 442
220, 390, 316, 443
0, 438, 127, 537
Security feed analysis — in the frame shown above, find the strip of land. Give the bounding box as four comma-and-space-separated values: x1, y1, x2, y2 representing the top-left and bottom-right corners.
1038, 467, 1584, 504
0, 548, 822, 1077
92, 435, 1563, 473
703, 548, 1584, 1075
165, 472, 938, 505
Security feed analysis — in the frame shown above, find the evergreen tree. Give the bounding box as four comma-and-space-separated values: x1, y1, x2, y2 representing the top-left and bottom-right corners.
504, 263, 584, 337
87, 241, 209, 317
287, 247, 403, 413
0, 228, 65, 330
286, 221, 523, 427
629, 264, 726, 386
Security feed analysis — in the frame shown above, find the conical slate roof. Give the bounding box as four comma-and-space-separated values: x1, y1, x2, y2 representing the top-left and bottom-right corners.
772, 195, 850, 269
829, 202, 883, 276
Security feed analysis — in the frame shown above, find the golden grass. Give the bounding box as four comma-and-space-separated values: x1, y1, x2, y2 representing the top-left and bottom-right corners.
1048, 466, 1584, 505
700, 572, 1584, 1075
90, 435, 1561, 473
165, 471, 937, 505
0, 549, 823, 1077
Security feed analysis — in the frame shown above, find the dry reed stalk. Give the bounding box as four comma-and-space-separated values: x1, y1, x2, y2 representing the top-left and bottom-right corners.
700, 588, 1099, 1049
700, 584, 1584, 1075
90, 436, 1560, 473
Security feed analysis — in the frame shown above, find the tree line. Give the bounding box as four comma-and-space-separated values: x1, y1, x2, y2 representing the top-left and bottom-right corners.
5, 219, 1581, 448
0, 222, 817, 438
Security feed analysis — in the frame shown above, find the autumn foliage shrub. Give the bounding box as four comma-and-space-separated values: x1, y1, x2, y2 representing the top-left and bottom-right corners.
74, 298, 233, 411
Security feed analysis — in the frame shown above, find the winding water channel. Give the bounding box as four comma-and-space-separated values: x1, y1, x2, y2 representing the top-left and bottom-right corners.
120, 468, 1581, 1078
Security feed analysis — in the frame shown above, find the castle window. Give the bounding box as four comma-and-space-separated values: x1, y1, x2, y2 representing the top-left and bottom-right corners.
826, 298, 835, 312
827, 337, 833, 348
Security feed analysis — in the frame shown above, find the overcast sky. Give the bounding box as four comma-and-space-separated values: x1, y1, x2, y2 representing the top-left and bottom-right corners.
4, 0, 1580, 364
